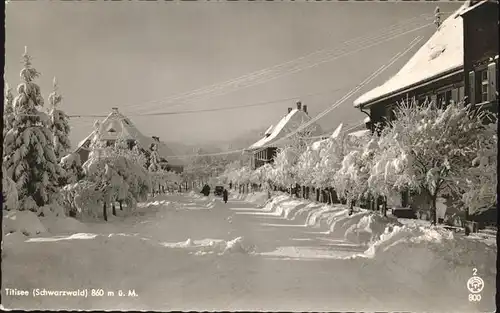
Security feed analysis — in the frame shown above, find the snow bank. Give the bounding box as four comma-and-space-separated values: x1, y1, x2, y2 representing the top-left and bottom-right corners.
344, 213, 401, 245
3, 210, 47, 236
261, 194, 404, 246
243, 192, 270, 207
161, 236, 256, 255
3, 232, 28, 245
39, 203, 66, 218
40, 216, 89, 235
350, 224, 497, 310
304, 205, 346, 228
231, 191, 270, 207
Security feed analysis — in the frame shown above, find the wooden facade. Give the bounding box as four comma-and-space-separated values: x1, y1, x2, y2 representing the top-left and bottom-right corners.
462, 0, 499, 115
363, 69, 465, 131
251, 147, 277, 169
354, 2, 498, 222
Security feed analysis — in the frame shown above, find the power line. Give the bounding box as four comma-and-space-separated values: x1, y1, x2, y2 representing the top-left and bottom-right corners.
13, 32, 425, 160
66, 18, 433, 120
117, 13, 435, 116
64, 86, 351, 118
126, 34, 424, 160
163, 37, 420, 160
252, 35, 425, 154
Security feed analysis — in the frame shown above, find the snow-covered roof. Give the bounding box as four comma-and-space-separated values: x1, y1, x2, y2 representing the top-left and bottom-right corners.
309, 123, 343, 151
75, 109, 183, 166
248, 108, 323, 150
264, 125, 274, 136
330, 123, 343, 139
354, 3, 469, 108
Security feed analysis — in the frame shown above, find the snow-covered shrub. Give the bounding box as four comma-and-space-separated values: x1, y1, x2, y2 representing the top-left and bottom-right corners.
3, 48, 63, 208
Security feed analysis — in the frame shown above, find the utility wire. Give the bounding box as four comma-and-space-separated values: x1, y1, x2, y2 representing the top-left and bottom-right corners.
117, 13, 435, 115
164, 35, 423, 160
64, 86, 351, 118
65, 19, 433, 119
260, 35, 425, 152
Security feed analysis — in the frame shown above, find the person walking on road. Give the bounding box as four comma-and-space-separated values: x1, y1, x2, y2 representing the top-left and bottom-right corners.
223, 188, 229, 204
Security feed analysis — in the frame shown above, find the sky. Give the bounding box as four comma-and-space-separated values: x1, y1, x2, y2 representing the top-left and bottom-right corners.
5, 1, 461, 148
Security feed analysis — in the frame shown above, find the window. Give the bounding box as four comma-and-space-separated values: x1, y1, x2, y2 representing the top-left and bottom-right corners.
436, 88, 453, 108
480, 69, 488, 103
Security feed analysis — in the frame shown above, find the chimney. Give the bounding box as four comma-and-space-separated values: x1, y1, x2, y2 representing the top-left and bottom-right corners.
111, 107, 119, 114
287, 107, 293, 114
296, 101, 302, 111
302, 105, 308, 114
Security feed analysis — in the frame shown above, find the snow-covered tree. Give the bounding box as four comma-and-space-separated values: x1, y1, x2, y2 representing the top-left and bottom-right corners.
461, 123, 497, 213
2, 165, 19, 211
368, 99, 497, 224
148, 142, 161, 172
48, 77, 71, 161
3, 47, 62, 209
333, 132, 374, 212
60, 152, 85, 185
63, 125, 152, 220
3, 82, 15, 138
272, 124, 317, 189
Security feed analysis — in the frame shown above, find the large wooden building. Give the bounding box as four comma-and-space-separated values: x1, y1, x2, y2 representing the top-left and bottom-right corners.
461, 0, 498, 115
246, 101, 323, 169
74, 107, 184, 173
353, 2, 469, 127
352, 0, 498, 222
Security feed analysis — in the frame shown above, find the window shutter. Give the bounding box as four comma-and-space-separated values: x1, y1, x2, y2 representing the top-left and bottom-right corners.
430, 94, 437, 106
451, 88, 459, 104
469, 71, 476, 105
487, 62, 497, 101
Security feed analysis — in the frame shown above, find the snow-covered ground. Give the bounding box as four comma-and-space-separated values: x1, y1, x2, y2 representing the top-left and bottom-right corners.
2, 192, 496, 312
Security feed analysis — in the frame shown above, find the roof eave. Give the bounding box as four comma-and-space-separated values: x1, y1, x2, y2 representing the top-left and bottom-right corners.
459, 0, 491, 17
355, 66, 463, 110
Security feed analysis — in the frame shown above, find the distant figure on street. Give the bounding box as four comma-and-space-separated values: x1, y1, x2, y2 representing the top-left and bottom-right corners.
223, 189, 229, 204
201, 184, 210, 197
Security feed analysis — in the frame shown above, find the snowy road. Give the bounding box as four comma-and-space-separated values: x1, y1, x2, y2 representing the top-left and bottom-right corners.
2, 192, 495, 312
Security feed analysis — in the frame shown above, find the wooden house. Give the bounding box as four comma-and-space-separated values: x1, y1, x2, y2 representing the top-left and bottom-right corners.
461, 0, 498, 115
245, 101, 323, 169
74, 107, 184, 172
353, 3, 470, 129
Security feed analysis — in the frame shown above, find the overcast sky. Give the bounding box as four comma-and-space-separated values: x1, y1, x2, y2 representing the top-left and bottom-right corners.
5, 1, 460, 147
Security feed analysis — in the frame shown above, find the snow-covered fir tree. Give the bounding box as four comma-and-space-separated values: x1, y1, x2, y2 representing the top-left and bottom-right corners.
3, 82, 15, 138
48, 77, 71, 161
59, 152, 84, 185
3, 47, 62, 209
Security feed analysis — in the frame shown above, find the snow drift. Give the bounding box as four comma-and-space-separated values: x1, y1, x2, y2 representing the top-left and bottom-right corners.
161, 236, 256, 255
40, 216, 89, 235
3, 210, 47, 236
233, 191, 270, 207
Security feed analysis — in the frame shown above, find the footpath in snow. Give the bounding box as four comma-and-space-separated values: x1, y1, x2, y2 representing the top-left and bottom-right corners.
2, 191, 497, 312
